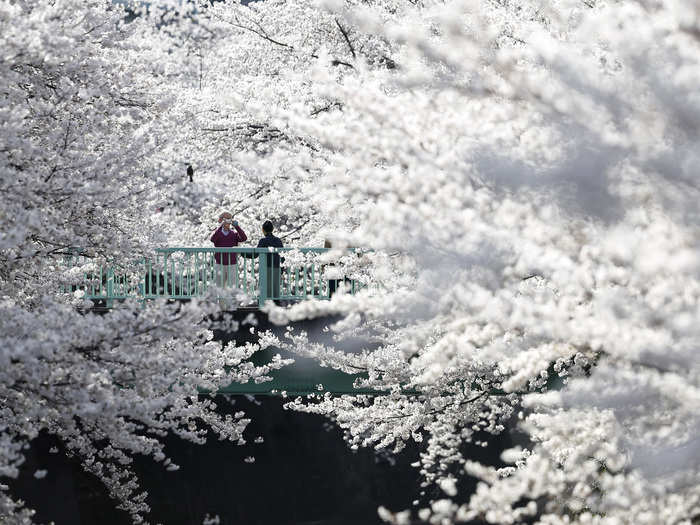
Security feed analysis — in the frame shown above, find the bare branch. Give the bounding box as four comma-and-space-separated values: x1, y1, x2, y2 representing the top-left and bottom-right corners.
310, 101, 342, 116
335, 19, 356, 60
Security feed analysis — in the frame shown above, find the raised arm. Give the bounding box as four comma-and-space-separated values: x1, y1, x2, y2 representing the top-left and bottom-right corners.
235, 225, 247, 242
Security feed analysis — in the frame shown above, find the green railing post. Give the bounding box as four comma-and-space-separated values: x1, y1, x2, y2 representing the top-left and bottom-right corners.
106, 267, 114, 308
258, 250, 268, 308
64, 246, 364, 308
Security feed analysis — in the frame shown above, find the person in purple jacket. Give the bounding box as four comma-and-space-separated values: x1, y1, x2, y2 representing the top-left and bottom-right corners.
210, 211, 247, 289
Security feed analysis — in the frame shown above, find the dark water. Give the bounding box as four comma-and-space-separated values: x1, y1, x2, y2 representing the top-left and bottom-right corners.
9, 312, 517, 524
13, 399, 517, 525
13, 398, 423, 525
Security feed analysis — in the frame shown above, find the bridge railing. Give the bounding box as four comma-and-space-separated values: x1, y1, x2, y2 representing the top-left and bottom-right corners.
62, 247, 365, 308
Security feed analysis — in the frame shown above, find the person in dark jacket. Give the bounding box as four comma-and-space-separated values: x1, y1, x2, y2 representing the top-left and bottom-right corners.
210, 211, 247, 289
257, 220, 283, 250
257, 220, 283, 300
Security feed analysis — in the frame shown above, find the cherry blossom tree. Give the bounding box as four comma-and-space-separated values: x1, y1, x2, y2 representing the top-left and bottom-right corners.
159, 0, 700, 523
4, 0, 700, 523
0, 2, 291, 522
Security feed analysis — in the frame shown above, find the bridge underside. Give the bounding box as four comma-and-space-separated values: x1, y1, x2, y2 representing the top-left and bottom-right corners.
212, 310, 382, 396
216, 353, 376, 396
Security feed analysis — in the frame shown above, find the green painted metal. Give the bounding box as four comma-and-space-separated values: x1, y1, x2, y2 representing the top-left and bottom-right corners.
63, 247, 364, 308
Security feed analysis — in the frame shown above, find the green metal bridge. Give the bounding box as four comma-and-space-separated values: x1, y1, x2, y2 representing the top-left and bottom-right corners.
63, 247, 365, 308
64, 247, 379, 396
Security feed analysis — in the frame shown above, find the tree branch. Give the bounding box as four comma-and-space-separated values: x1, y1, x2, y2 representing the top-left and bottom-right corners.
379, 390, 490, 421
335, 19, 356, 60
310, 101, 342, 116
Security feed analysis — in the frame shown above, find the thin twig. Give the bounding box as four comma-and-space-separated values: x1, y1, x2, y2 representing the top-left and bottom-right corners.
310, 102, 342, 116
279, 218, 312, 239
379, 390, 489, 421
199, 49, 203, 91
335, 19, 356, 60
